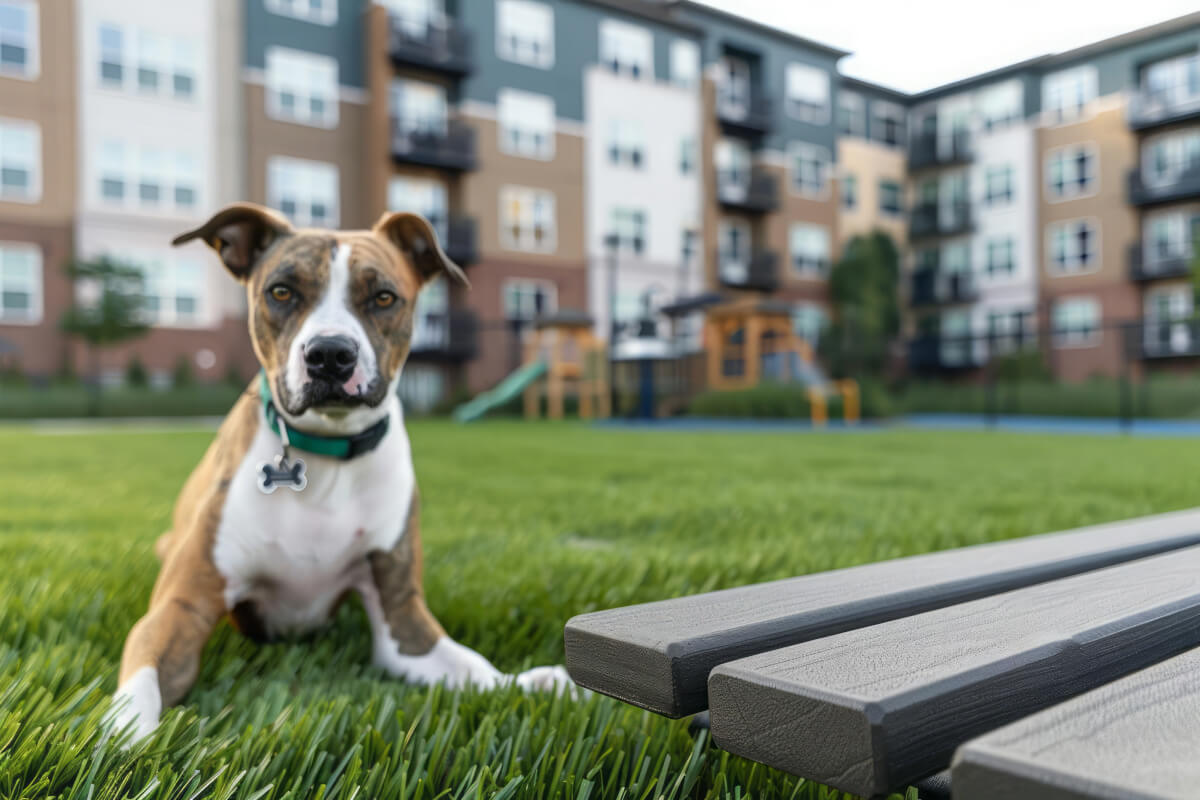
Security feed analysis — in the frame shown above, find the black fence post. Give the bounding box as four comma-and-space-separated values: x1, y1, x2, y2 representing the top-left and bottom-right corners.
985, 330, 998, 429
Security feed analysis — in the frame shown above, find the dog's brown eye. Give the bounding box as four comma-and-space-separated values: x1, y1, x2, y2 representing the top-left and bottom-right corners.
270, 285, 293, 302
374, 291, 397, 309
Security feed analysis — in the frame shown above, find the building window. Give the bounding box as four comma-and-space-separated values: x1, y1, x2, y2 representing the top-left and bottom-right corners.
97, 25, 196, 100
842, 174, 857, 209
679, 137, 695, 175
837, 91, 865, 137
792, 303, 827, 345
1052, 297, 1100, 347
267, 156, 339, 227
0, 1, 38, 79
500, 186, 556, 253
265, 47, 338, 128
503, 278, 557, 321
669, 39, 699, 89
498, 89, 555, 160
0, 242, 41, 323
496, 0, 553, 69
1047, 219, 1099, 275
1042, 65, 1098, 124
609, 207, 646, 254
265, 0, 338, 25
1145, 211, 1199, 264
978, 81, 1022, 131
607, 118, 643, 169
872, 101, 905, 147
716, 55, 752, 119
1046, 145, 1097, 200
388, 176, 448, 239
715, 138, 751, 188
1142, 53, 1200, 108
98, 25, 123, 85
390, 78, 447, 133
1143, 130, 1200, 187
984, 165, 1014, 205
878, 180, 902, 215
136, 254, 204, 327
94, 140, 198, 211
785, 62, 830, 124
717, 219, 751, 282
790, 223, 830, 277
599, 19, 652, 80
985, 237, 1015, 276
0, 119, 39, 202
788, 142, 829, 198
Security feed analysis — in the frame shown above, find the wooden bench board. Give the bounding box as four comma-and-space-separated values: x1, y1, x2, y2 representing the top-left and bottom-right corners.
952, 646, 1200, 800
705, 544, 1200, 797
564, 509, 1200, 717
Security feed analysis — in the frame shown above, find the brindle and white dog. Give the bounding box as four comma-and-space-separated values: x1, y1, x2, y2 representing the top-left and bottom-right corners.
109, 203, 570, 742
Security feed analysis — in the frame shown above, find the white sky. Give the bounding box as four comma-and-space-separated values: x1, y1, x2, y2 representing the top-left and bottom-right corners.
694, 0, 1200, 94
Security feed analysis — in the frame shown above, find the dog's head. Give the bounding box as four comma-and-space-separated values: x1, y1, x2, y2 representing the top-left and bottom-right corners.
173, 203, 466, 430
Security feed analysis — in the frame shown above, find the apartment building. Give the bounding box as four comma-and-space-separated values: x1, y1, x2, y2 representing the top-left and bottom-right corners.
836, 77, 908, 249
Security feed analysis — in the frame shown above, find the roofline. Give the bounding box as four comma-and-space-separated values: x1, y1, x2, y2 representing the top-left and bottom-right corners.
668, 1, 851, 59
1043, 10, 1200, 66
573, 0, 706, 34
909, 54, 1051, 102
839, 75, 911, 104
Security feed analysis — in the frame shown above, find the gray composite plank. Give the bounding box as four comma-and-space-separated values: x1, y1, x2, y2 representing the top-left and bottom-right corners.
704, 545, 1200, 798
563, 508, 1200, 717
952, 647, 1200, 800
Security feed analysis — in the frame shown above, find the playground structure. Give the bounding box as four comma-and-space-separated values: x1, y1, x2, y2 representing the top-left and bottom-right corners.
702, 300, 859, 425
521, 312, 611, 420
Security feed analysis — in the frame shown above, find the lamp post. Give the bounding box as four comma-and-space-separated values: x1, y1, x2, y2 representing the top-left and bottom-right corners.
604, 232, 620, 416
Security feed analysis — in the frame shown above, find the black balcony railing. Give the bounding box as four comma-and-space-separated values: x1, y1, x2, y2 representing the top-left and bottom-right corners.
409, 309, 478, 361
719, 250, 779, 293
388, 17, 474, 76
1128, 242, 1194, 282
716, 167, 779, 213
716, 94, 772, 136
391, 119, 477, 171
910, 268, 978, 307
1142, 319, 1200, 359
908, 334, 986, 372
1127, 164, 1200, 207
908, 131, 973, 170
1127, 87, 1200, 131
909, 201, 972, 239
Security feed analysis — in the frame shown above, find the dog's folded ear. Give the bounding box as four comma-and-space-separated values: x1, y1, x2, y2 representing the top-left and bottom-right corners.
172, 203, 294, 281
373, 211, 469, 288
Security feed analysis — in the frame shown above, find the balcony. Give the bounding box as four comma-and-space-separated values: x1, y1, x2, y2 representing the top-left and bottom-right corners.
908, 131, 973, 171
391, 119, 476, 171
910, 268, 978, 307
1128, 87, 1200, 131
908, 335, 986, 372
1128, 242, 1194, 282
716, 168, 779, 213
716, 94, 773, 137
719, 250, 779, 293
409, 309, 478, 361
420, 215, 479, 266
1142, 319, 1200, 359
1127, 164, 1200, 207
388, 16, 474, 76
909, 201, 972, 240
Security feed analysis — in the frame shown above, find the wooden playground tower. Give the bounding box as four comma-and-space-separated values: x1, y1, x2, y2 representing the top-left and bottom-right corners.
522, 312, 611, 420
703, 300, 860, 425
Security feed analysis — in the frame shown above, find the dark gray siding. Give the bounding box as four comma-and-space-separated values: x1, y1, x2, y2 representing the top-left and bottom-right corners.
1044, 23, 1200, 98
245, 0, 368, 88
839, 80, 909, 149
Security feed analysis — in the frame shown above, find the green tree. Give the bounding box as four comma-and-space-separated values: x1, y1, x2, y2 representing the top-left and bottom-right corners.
60, 256, 149, 415
821, 230, 901, 380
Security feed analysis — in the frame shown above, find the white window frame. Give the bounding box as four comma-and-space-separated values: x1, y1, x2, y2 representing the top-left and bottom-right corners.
502, 277, 557, 321
785, 62, 830, 125
598, 19, 653, 81
984, 164, 1015, 206
134, 253, 207, 329
878, 178, 903, 216
265, 0, 338, 25
500, 185, 556, 253
390, 78, 448, 133
1142, 129, 1200, 188
837, 91, 865, 137
267, 156, 340, 228
984, 236, 1015, 277
0, 241, 42, 324
788, 142, 830, 199
607, 118, 644, 169
789, 223, 830, 278
498, 89, 555, 160
1045, 218, 1101, 276
1045, 143, 1098, 202
388, 175, 449, 239
495, 0, 554, 70
265, 46, 339, 129
1052, 296, 1101, 348
0, 0, 39, 80
1041, 65, 1098, 125
669, 38, 699, 89
609, 207, 647, 255
0, 117, 40, 203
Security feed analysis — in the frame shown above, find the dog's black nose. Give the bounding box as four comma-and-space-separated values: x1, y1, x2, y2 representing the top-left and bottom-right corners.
304, 335, 358, 383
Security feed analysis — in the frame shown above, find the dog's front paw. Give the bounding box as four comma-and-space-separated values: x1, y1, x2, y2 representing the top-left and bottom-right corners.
422, 637, 505, 690
513, 665, 580, 696
106, 666, 162, 747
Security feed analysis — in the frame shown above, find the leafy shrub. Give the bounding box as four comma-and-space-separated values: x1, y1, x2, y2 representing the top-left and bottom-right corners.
125, 357, 148, 387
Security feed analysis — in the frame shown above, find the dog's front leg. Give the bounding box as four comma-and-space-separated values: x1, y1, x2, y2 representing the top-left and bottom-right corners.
111, 529, 226, 743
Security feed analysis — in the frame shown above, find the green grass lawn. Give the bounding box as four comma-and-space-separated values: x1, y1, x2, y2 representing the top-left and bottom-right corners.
4, 421, 1200, 800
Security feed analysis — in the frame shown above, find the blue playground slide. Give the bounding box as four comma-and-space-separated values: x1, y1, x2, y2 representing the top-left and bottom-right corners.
453, 360, 548, 422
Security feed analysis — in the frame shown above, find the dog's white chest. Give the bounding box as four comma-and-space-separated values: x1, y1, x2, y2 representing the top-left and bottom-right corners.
213, 403, 415, 635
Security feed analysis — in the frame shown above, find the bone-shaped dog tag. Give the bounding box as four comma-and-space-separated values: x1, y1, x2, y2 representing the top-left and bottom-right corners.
257, 455, 307, 494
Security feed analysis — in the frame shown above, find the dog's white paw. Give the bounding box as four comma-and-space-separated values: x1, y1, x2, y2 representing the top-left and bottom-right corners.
378, 636, 504, 690
513, 665, 579, 696
106, 666, 162, 746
